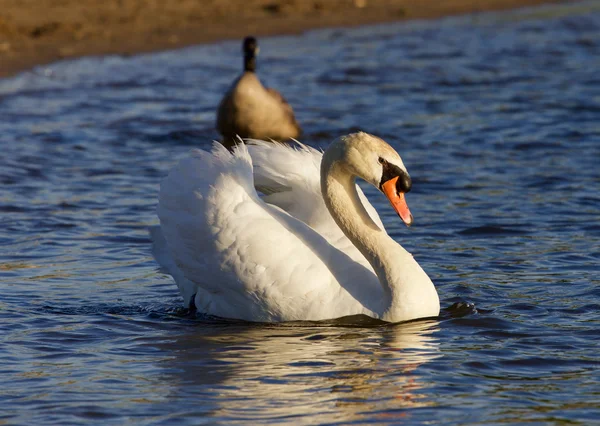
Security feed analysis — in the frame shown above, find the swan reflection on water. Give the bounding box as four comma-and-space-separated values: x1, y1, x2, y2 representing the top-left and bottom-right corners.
153, 318, 441, 422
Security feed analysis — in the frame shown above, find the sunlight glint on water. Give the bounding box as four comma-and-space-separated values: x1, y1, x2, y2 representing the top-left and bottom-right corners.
1, 1, 599, 424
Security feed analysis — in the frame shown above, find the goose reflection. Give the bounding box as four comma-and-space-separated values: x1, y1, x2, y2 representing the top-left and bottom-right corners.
155, 319, 441, 423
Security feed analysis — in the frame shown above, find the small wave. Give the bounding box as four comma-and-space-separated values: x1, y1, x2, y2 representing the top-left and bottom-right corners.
284, 314, 389, 328
144, 128, 215, 146
0, 205, 31, 213
40, 302, 186, 318
443, 301, 478, 318
458, 226, 528, 236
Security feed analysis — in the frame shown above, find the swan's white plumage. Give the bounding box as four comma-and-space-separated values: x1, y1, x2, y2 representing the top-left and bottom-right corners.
155, 142, 382, 322
248, 140, 384, 270
153, 134, 440, 322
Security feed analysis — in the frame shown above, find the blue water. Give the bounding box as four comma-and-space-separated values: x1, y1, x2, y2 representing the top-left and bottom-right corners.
1, 1, 600, 424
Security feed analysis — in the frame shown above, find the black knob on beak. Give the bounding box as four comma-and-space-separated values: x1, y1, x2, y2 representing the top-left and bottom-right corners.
397, 172, 412, 193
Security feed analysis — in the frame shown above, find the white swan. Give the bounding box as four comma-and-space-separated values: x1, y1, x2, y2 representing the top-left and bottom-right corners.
151, 132, 440, 322
216, 36, 301, 148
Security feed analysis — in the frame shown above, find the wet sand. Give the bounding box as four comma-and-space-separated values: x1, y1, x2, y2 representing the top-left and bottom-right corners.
0, 0, 564, 78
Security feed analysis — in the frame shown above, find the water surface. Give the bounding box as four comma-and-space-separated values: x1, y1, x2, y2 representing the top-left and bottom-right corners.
1, 1, 599, 424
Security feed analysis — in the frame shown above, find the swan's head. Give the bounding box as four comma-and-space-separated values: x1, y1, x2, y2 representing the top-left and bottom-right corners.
324, 132, 414, 226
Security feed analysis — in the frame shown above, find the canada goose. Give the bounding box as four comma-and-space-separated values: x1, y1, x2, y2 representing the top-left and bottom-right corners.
216, 36, 302, 149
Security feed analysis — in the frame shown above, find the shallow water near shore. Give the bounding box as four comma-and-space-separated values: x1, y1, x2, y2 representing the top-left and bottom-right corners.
1, 1, 600, 424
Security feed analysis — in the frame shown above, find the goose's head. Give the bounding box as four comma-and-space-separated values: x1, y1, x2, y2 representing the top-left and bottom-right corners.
243, 36, 258, 72
324, 132, 414, 226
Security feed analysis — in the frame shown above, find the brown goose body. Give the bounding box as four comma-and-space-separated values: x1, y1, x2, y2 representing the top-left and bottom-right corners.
216, 37, 301, 148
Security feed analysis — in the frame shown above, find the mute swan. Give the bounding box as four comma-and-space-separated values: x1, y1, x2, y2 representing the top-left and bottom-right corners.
216, 36, 301, 149
151, 132, 440, 322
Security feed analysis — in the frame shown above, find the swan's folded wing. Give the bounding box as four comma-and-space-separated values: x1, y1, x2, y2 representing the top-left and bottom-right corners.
156, 143, 374, 321
248, 140, 386, 243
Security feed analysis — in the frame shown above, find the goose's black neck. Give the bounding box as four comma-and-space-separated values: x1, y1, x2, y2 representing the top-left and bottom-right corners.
243, 36, 258, 72
244, 55, 256, 72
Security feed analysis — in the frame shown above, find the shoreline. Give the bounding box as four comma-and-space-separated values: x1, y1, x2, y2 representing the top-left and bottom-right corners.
0, 0, 565, 79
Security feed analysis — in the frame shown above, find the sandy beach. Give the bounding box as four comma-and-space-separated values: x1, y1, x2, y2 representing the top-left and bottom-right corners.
0, 0, 564, 78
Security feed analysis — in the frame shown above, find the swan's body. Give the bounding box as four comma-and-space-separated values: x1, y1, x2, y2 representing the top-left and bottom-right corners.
152, 132, 439, 322
216, 37, 301, 148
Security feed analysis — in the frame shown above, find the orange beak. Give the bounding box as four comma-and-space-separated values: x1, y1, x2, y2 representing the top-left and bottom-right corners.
381, 176, 413, 226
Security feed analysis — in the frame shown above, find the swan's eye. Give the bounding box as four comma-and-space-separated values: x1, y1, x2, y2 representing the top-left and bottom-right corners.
378, 157, 385, 164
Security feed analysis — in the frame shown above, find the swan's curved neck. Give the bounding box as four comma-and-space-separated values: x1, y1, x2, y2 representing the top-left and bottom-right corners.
319, 137, 439, 321
321, 161, 411, 308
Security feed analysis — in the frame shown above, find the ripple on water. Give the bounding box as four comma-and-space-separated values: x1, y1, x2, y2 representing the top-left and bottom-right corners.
1, 1, 600, 425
